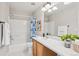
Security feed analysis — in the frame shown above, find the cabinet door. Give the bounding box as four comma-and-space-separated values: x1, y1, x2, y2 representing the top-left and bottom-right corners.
45, 47, 57, 56
32, 39, 57, 56
32, 39, 37, 56
36, 42, 45, 56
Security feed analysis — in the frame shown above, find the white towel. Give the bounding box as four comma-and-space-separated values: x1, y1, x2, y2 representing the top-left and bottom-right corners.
4, 23, 10, 46
0, 24, 2, 47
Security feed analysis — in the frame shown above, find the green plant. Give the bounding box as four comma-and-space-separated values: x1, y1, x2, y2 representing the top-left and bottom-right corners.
60, 34, 79, 41
70, 34, 79, 41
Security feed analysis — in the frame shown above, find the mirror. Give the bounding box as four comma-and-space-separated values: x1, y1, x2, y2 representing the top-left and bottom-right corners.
44, 2, 79, 37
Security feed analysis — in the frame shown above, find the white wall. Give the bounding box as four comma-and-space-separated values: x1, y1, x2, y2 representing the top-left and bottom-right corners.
44, 16, 48, 33
44, 22, 48, 33
0, 2, 9, 22
49, 4, 79, 36
48, 21, 55, 35
44, 16, 55, 35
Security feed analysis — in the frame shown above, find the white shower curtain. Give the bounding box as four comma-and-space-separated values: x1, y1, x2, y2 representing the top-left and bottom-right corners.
1, 23, 10, 46
4, 23, 10, 46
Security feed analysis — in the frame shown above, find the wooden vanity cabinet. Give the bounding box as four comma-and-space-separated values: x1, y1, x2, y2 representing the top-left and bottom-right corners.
36, 41, 46, 56
45, 47, 57, 56
32, 39, 57, 56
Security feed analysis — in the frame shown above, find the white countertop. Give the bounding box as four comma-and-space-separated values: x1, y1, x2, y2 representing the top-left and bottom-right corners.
32, 35, 79, 56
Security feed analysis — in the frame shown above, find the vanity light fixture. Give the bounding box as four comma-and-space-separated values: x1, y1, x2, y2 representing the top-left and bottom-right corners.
45, 2, 52, 9
41, 2, 51, 12
52, 6, 58, 11
41, 2, 58, 12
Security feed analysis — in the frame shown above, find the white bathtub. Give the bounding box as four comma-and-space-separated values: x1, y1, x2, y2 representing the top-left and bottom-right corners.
8, 42, 32, 56
0, 42, 32, 56
9, 43, 27, 53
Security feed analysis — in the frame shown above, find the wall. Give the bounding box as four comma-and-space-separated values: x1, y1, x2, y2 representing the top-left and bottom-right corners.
49, 4, 79, 36
0, 2, 9, 22
44, 16, 55, 35
44, 22, 48, 34
44, 16, 48, 33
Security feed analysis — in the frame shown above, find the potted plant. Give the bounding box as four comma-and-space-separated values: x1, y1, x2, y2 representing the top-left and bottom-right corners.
60, 34, 79, 48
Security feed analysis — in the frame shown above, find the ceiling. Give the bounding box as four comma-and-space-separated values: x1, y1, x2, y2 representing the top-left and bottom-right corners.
9, 2, 79, 17
45, 2, 79, 17
9, 2, 45, 15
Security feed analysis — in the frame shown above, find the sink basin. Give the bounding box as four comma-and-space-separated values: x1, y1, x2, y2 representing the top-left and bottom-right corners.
36, 35, 63, 46
47, 38, 63, 46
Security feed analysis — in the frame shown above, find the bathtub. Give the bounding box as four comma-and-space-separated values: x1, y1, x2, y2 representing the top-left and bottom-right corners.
9, 43, 27, 52
0, 43, 27, 56
0, 42, 32, 56
8, 42, 32, 56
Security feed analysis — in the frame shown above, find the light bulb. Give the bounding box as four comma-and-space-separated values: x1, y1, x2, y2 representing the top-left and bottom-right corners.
41, 7, 47, 12
48, 9, 52, 12
45, 4, 52, 9
52, 6, 58, 11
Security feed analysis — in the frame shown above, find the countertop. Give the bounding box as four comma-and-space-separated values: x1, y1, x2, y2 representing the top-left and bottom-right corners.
32, 35, 79, 56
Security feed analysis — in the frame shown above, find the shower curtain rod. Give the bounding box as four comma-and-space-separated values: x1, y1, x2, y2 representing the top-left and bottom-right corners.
11, 14, 33, 18
10, 14, 36, 21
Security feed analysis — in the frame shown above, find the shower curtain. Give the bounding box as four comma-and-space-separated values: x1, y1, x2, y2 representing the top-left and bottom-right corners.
0, 23, 3, 47
0, 22, 10, 47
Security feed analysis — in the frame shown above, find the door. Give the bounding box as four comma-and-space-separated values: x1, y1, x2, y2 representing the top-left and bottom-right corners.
46, 47, 57, 56
36, 41, 45, 56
